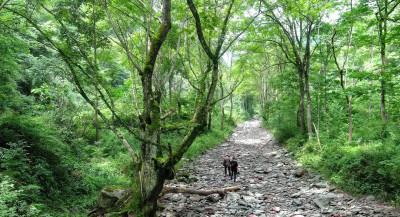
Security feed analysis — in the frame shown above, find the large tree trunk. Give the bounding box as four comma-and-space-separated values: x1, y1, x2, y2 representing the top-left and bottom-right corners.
128, 0, 172, 215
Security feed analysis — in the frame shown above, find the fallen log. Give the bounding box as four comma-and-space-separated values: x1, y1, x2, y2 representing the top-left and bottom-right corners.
162, 186, 240, 197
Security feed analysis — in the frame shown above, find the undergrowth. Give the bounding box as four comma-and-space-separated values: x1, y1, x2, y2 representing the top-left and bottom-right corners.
263, 115, 400, 206
0, 111, 236, 216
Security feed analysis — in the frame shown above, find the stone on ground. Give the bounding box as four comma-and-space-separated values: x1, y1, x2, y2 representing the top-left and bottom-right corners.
157, 120, 399, 217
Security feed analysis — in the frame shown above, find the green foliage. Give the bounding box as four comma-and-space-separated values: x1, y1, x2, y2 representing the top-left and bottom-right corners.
318, 143, 400, 199
0, 175, 41, 217
184, 124, 234, 160
0, 114, 81, 212
2, 0, 398, 214
164, 114, 235, 167
265, 115, 400, 204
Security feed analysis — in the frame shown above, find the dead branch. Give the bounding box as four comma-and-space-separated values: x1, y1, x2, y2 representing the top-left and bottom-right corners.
162, 186, 240, 197
161, 108, 176, 120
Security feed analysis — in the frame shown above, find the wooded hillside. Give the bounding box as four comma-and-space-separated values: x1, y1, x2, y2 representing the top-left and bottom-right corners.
0, 0, 399, 216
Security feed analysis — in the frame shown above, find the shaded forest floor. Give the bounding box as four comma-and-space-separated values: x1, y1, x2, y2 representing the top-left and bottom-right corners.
158, 120, 399, 217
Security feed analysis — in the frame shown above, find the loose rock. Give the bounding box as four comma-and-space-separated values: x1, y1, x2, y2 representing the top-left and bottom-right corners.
157, 120, 399, 217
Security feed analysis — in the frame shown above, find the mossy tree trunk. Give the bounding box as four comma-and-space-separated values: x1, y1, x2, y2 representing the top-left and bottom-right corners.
126, 0, 237, 215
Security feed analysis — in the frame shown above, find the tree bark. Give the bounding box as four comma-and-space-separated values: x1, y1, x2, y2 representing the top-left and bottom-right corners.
379, 24, 387, 122
297, 66, 306, 135
304, 23, 313, 139
369, 46, 374, 116
125, 0, 172, 215
375, 0, 399, 122
220, 81, 225, 130
208, 108, 213, 130
228, 52, 234, 125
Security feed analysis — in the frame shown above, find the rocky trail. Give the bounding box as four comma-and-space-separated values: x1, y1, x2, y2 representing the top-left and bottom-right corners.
157, 120, 399, 217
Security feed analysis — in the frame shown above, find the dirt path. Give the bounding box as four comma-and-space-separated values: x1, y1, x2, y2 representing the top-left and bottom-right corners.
158, 120, 398, 217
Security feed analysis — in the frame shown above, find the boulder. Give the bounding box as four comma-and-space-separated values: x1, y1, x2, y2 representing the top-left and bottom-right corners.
313, 193, 337, 209
97, 185, 127, 209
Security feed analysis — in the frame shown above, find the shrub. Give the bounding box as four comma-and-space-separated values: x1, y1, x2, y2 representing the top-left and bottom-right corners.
0, 175, 41, 216
0, 113, 85, 212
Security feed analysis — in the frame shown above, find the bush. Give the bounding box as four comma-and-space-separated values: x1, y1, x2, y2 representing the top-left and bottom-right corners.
263, 111, 400, 204
0, 175, 41, 216
319, 143, 400, 199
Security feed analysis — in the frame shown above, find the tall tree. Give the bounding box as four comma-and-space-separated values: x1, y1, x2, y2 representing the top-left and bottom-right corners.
262, 0, 325, 138
374, 0, 399, 122
331, 0, 354, 142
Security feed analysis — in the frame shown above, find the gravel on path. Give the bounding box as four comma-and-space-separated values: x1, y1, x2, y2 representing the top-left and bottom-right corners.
157, 119, 399, 217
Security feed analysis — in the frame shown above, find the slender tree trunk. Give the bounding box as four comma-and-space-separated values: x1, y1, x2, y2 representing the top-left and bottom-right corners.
177, 77, 183, 119
93, 0, 99, 142
369, 46, 374, 116
297, 66, 306, 135
305, 69, 312, 139
208, 108, 213, 130
229, 93, 233, 124
374, 0, 398, 122
260, 73, 265, 112
304, 22, 313, 139
144, 0, 154, 57
228, 52, 233, 125
130, 68, 141, 115
220, 81, 225, 130
324, 53, 328, 135
169, 78, 172, 105
379, 37, 387, 122
264, 68, 269, 121
348, 98, 353, 141
331, 11, 353, 141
